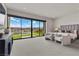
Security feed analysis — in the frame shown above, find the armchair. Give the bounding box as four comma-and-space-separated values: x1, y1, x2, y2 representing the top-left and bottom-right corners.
45, 33, 54, 41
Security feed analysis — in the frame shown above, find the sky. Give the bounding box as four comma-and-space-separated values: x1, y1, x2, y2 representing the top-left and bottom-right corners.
10, 17, 43, 28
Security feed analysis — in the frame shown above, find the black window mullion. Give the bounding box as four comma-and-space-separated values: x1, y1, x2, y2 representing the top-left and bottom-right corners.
44, 22, 46, 36
39, 22, 40, 36
31, 20, 33, 38
21, 18, 22, 39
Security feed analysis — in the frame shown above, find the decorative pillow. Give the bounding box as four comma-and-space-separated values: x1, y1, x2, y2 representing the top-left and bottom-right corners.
67, 31, 71, 33
56, 34, 62, 37
61, 30, 65, 33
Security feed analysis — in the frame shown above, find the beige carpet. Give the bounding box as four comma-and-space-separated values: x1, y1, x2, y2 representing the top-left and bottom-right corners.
10, 37, 79, 56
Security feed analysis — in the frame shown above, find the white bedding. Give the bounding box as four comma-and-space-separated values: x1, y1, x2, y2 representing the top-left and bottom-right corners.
59, 33, 77, 40
53, 32, 77, 41
47, 32, 77, 42
68, 33, 77, 40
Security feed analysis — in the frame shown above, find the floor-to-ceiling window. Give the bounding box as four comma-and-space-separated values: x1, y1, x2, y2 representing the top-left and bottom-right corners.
32, 20, 44, 37
8, 15, 46, 40
32, 20, 40, 37
21, 19, 31, 38
39, 21, 44, 36
10, 17, 22, 39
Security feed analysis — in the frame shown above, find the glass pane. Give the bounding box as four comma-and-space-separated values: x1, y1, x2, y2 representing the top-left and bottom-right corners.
10, 17, 22, 40
32, 20, 40, 37
22, 19, 31, 38
40, 22, 44, 36
9, 16, 45, 40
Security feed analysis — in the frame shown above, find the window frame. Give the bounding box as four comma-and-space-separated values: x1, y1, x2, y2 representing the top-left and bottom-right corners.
7, 14, 46, 40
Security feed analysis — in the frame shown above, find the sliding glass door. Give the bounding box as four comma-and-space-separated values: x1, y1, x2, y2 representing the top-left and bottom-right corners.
9, 15, 45, 40
32, 20, 40, 37
21, 19, 31, 38
10, 17, 22, 39
39, 21, 44, 36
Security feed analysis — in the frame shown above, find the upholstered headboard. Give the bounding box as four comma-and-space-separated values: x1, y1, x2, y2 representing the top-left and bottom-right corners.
60, 24, 79, 32
60, 24, 79, 39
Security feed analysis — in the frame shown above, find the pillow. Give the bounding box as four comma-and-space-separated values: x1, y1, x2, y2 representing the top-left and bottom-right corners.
67, 31, 71, 33
56, 34, 62, 37
61, 30, 65, 33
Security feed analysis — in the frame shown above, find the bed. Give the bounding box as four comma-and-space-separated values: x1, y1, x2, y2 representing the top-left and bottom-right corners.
54, 24, 78, 43
54, 32, 77, 42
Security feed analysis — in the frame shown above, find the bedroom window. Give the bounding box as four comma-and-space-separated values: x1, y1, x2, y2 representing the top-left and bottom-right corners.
8, 15, 46, 40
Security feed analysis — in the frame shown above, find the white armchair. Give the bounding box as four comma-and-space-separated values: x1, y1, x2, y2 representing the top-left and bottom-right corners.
45, 33, 54, 41
54, 34, 63, 42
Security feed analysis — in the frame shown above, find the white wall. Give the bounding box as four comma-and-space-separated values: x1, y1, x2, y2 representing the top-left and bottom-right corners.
2, 4, 7, 28
55, 11, 79, 28
46, 19, 55, 32
7, 9, 54, 32
0, 4, 7, 33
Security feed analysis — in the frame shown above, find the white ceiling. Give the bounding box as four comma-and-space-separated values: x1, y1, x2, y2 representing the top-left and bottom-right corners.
5, 3, 79, 18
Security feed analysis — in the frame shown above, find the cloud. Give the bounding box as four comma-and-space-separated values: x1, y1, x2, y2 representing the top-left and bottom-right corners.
10, 24, 21, 28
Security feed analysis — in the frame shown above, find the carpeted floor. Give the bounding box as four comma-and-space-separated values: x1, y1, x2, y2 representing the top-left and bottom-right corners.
10, 37, 79, 56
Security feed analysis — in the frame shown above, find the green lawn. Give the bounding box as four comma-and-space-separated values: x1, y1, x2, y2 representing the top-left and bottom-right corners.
12, 33, 31, 40
12, 31, 44, 40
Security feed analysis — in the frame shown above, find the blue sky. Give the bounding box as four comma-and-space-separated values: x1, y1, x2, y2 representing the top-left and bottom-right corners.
10, 17, 43, 28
